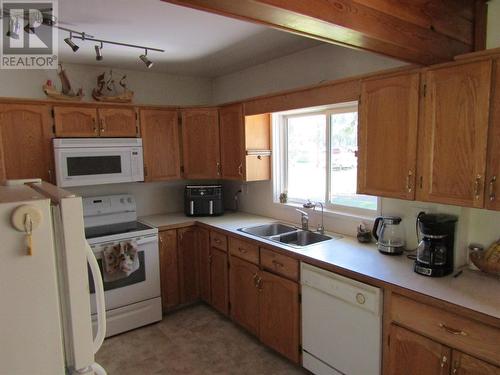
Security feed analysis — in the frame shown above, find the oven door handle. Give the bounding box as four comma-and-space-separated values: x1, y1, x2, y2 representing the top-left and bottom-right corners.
85, 241, 106, 354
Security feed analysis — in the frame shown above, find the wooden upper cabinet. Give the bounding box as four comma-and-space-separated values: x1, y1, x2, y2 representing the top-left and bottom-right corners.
388, 324, 451, 375
140, 109, 181, 182
54, 106, 98, 137
229, 255, 260, 336
358, 72, 420, 200
485, 58, 500, 211
452, 351, 500, 375
0, 104, 54, 183
417, 60, 492, 208
159, 229, 180, 312
181, 108, 220, 179
258, 270, 300, 364
244, 113, 271, 182
177, 227, 199, 304
219, 104, 245, 180
97, 107, 138, 137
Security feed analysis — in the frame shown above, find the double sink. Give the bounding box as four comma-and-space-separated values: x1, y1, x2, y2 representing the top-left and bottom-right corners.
238, 223, 341, 248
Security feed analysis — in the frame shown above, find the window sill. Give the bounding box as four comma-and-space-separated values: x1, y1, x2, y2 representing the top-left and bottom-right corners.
273, 201, 377, 223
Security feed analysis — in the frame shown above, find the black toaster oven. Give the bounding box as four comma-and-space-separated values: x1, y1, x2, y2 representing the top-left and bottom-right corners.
184, 185, 224, 217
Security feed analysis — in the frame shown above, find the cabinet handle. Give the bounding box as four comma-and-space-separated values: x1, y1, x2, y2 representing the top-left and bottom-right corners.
257, 277, 263, 292
489, 176, 497, 201
213, 238, 221, 244
216, 162, 221, 176
208, 254, 212, 264
238, 247, 247, 254
93, 118, 98, 134
474, 175, 482, 200
440, 355, 448, 368
252, 273, 259, 288
159, 237, 163, 245
439, 323, 468, 336
100, 118, 105, 133
272, 259, 284, 268
452, 361, 459, 374
406, 170, 413, 193
48, 169, 52, 182
238, 163, 243, 176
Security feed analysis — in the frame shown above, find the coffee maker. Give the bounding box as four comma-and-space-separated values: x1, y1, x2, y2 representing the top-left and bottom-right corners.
414, 212, 458, 277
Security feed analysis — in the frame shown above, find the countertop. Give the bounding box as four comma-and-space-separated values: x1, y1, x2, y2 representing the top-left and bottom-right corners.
141, 212, 500, 321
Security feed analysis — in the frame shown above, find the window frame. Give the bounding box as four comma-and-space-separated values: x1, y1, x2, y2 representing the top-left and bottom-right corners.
274, 102, 379, 218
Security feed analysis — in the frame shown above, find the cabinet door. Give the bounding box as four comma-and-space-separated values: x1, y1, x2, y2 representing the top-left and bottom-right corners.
417, 60, 492, 207
0, 104, 54, 183
98, 107, 137, 137
159, 230, 179, 312
485, 59, 500, 210
388, 324, 451, 375
198, 227, 211, 304
210, 247, 228, 315
219, 104, 245, 180
140, 109, 181, 182
229, 255, 260, 336
259, 270, 300, 364
358, 73, 420, 199
177, 227, 199, 304
53, 106, 98, 137
181, 109, 220, 179
452, 351, 500, 375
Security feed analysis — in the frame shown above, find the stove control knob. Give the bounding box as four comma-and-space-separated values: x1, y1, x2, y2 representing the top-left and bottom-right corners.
120, 198, 125, 204
127, 197, 132, 203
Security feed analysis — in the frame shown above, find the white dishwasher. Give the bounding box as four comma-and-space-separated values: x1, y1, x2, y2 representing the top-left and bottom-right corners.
301, 262, 383, 375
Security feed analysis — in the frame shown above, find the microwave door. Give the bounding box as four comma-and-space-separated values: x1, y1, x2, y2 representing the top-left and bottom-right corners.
56, 148, 140, 187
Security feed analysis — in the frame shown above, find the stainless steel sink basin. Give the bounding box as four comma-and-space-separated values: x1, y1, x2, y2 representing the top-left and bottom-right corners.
239, 223, 297, 237
238, 223, 341, 248
270, 230, 334, 247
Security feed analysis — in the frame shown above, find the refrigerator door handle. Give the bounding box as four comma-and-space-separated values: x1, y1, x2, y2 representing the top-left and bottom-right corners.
85, 242, 106, 354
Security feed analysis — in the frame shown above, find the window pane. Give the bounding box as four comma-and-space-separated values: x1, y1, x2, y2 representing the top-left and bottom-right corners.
287, 114, 326, 202
330, 111, 377, 210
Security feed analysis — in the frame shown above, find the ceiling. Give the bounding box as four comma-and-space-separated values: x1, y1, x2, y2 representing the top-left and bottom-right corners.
56, 0, 322, 77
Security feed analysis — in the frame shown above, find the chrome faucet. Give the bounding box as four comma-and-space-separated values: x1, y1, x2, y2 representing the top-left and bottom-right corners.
303, 200, 325, 234
296, 209, 309, 231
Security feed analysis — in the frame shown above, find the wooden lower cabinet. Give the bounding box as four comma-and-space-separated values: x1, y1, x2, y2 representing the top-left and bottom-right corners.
259, 270, 300, 364
452, 351, 500, 375
229, 255, 260, 336
198, 227, 211, 303
210, 248, 228, 315
387, 324, 500, 375
388, 324, 450, 375
177, 227, 199, 304
159, 230, 179, 312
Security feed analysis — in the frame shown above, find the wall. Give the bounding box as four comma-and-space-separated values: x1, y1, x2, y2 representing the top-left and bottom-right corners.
0, 62, 212, 106
211, 43, 404, 104
487, 0, 500, 49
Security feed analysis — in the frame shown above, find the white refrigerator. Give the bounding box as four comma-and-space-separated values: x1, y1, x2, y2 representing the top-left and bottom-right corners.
0, 180, 107, 375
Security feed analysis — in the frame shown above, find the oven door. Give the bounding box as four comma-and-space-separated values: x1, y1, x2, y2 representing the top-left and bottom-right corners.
88, 234, 160, 313
54, 146, 143, 187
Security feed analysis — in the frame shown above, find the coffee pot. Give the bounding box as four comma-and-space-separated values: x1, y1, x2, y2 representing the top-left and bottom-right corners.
372, 216, 405, 255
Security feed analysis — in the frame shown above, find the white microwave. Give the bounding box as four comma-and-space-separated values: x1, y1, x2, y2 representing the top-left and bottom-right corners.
53, 138, 144, 187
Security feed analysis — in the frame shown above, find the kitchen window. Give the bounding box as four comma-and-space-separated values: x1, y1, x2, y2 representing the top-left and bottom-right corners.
274, 102, 378, 216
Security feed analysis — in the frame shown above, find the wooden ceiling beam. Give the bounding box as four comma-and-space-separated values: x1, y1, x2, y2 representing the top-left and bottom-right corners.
162, 0, 482, 65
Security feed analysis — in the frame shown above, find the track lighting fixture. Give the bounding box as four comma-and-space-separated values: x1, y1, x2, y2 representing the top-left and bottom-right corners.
64, 32, 79, 52
6, 16, 21, 39
139, 49, 153, 68
95, 42, 103, 61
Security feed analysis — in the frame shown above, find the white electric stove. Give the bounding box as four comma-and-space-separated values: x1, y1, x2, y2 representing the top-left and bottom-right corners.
83, 194, 162, 337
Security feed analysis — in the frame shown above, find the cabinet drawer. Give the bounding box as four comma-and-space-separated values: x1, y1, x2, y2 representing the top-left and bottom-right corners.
229, 237, 259, 264
260, 247, 299, 281
210, 231, 227, 251
391, 294, 500, 365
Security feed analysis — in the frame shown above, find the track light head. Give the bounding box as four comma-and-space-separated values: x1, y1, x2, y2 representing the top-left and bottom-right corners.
95, 44, 103, 61
139, 50, 153, 68
64, 37, 79, 52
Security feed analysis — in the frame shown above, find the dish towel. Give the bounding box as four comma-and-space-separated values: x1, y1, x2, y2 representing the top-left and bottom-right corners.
102, 240, 140, 282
